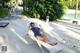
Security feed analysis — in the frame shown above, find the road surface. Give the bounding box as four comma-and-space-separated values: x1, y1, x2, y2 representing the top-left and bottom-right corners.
0, 17, 80, 53
50, 22, 80, 53
0, 19, 42, 53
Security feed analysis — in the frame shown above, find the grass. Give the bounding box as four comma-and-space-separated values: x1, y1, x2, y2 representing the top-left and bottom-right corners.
0, 8, 10, 18
21, 11, 33, 18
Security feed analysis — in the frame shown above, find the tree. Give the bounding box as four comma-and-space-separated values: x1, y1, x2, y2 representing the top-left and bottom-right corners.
3, 0, 11, 3
0, 0, 11, 18
23, 0, 65, 21
0, 0, 11, 8
62, 0, 80, 9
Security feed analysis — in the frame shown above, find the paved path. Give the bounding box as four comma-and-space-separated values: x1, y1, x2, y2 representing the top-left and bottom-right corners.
0, 16, 80, 53
0, 19, 42, 53
50, 22, 80, 53
55, 21, 80, 34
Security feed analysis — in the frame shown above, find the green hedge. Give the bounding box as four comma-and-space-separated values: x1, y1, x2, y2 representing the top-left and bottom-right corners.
22, 0, 65, 21
0, 8, 9, 18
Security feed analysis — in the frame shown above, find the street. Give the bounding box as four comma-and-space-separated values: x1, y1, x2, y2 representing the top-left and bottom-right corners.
50, 21, 80, 53
0, 18, 80, 53
53, 21, 80, 34
0, 19, 42, 53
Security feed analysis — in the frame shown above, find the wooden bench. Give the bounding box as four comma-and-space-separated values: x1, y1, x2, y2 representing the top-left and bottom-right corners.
29, 31, 64, 53
37, 40, 64, 53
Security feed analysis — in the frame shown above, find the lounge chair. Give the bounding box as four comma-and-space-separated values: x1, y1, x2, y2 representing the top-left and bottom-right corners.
29, 31, 64, 53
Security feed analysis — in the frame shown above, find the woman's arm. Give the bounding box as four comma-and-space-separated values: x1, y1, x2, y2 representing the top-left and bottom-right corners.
39, 24, 44, 32
27, 26, 32, 35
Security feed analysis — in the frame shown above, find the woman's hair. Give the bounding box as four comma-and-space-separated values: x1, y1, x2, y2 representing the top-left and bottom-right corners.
30, 22, 35, 26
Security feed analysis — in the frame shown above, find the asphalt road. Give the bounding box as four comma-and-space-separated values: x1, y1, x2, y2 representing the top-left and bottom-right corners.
50, 22, 80, 53
0, 20, 42, 53
54, 21, 80, 34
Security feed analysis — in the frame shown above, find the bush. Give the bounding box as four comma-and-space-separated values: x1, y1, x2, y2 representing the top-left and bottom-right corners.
22, 0, 65, 21
3, 0, 11, 3
0, 8, 10, 18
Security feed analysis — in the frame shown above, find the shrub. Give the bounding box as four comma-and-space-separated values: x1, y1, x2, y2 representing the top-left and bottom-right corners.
22, 0, 65, 21
0, 8, 10, 18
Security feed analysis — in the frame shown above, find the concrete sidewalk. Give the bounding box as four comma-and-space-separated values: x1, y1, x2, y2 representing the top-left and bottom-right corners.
0, 19, 42, 53
58, 19, 80, 26
0, 15, 80, 53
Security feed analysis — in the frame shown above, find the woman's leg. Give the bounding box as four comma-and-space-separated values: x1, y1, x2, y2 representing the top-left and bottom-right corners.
41, 35, 48, 42
36, 35, 48, 42
36, 36, 44, 41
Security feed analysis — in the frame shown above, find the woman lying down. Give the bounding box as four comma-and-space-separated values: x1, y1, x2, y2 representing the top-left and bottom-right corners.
28, 22, 57, 46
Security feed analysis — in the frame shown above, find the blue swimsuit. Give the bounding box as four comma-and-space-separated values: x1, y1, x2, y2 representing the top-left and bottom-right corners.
31, 27, 41, 37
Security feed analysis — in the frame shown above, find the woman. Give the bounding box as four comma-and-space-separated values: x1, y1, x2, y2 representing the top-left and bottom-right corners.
29, 22, 57, 45
29, 22, 48, 42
